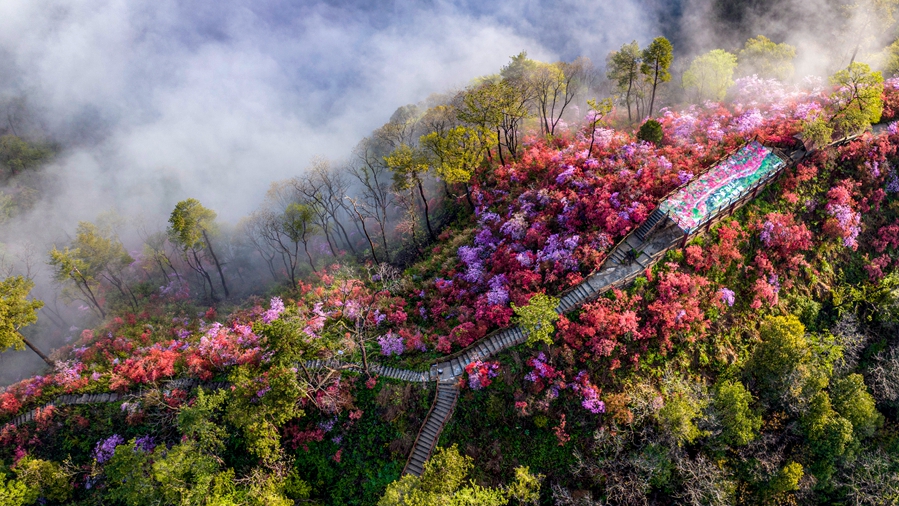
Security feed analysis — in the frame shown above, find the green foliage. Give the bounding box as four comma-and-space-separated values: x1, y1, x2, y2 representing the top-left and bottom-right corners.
607, 41, 642, 121
658, 393, 704, 445
149, 441, 236, 506
11, 456, 71, 504
641, 36, 673, 116
637, 119, 664, 145
106, 438, 303, 506
801, 117, 834, 149
419, 126, 488, 185
0, 469, 28, 506
640, 444, 674, 489
167, 198, 229, 298
385, 144, 431, 191
830, 374, 883, 439
511, 293, 560, 346
641, 37, 673, 85
0, 276, 43, 352
828, 62, 884, 137
282, 202, 316, 243
0, 135, 51, 176
713, 380, 761, 446
801, 392, 855, 479
737, 35, 796, 80
378, 445, 536, 505
507, 466, 543, 505
750, 315, 831, 407
226, 365, 304, 463
768, 462, 803, 495
105, 442, 163, 505
682, 49, 738, 101
168, 198, 218, 251
177, 388, 229, 453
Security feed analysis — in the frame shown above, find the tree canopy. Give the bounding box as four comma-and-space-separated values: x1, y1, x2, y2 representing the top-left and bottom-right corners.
0, 276, 50, 365
683, 49, 738, 101
737, 35, 796, 81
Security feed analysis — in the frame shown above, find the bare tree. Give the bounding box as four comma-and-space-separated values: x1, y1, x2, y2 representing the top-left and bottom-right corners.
346, 197, 380, 265
242, 213, 281, 282
350, 137, 397, 262
838, 449, 899, 505
672, 451, 736, 506
532, 58, 591, 136
291, 158, 358, 257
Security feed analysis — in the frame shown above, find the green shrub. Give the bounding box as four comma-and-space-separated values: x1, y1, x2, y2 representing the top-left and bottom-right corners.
830, 374, 883, 439
768, 462, 803, 495
637, 119, 664, 145
12, 456, 71, 504
512, 293, 560, 347
713, 380, 761, 446
658, 394, 704, 445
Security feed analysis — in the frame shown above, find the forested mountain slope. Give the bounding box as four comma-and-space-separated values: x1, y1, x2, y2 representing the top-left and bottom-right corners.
2, 42, 899, 505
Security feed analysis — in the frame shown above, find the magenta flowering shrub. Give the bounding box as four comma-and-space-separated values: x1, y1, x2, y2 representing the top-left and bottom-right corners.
262, 297, 285, 324
571, 372, 605, 414
464, 360, 500, 390
718, 287, 736, 307
824, 183, 862, 250
524, 352, 561, 390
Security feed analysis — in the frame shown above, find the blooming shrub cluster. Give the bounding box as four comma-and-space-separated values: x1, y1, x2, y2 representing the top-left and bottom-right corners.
464, 360, 500, 390
823, 183, 862, 250
93, 434, 124, 463
409, 79, 825, 354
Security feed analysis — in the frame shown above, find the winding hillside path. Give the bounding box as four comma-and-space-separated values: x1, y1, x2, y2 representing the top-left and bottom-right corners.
402, 140, 803, 476
1, 360, 429, 429
402, 217, 685, 475
3, 138, 817, 480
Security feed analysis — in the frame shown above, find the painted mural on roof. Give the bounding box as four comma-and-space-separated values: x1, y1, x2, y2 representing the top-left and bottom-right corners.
659, 141, 786, 232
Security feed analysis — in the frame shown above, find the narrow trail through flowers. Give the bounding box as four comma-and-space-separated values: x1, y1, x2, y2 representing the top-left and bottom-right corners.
1, 135, 832, 478
401, 139, 812, 476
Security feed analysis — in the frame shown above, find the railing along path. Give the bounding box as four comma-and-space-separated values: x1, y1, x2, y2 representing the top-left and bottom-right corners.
3, 139, 816, 478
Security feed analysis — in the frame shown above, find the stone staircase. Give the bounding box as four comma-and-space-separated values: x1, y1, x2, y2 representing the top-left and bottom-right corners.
1, 359, 428, 431
633, 208, 666, 241
402, 380, 460, 477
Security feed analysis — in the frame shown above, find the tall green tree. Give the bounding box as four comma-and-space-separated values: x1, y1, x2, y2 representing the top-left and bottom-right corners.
682, 49, 738, 102
385, 144, 436, 241
641, 37, 673, 117
0, 135, 50, 177
607, 41, 642, 122
713, 379, 761, 446
529, 58, 591, 135
69, 221, 137, 309
419, 125, 489, 209
737, 35, 796, 81
457, 79, 530, 165
828, 62, 884, 136
0, 276, 51, 366
48, 246, 106, 319
168, 199, 229, 300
